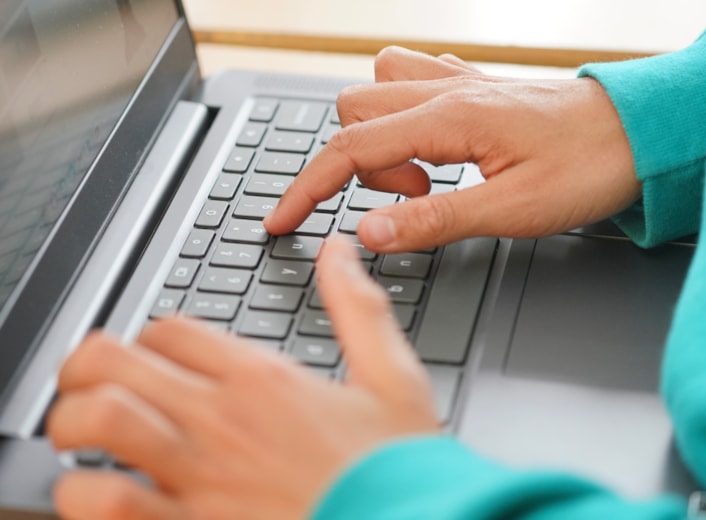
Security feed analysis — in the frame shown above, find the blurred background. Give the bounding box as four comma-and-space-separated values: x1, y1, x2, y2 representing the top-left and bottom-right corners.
182, 0, 706, 78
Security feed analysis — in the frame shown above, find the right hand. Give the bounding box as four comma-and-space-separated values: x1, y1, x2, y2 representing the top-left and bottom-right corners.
264, 46, 640, 253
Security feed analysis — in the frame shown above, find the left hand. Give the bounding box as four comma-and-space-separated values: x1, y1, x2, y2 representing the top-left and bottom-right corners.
47, 236, 439, 520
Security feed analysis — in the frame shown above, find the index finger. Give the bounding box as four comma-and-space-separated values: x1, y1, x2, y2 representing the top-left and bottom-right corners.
263, 114, 416, 235
263, 96, 474, 235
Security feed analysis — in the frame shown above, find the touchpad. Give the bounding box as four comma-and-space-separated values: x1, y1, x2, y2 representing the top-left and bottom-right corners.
506, 235, 693, 392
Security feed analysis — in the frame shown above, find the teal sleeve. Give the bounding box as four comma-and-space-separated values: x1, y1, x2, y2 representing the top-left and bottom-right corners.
578, 31, 706, 247
311, 436, 686, 520
661, 170, 706, 487
579, 31, 706, 487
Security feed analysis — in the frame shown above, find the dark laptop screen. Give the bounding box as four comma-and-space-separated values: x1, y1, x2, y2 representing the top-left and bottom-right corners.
0, 0, 178, 328
0, 0, 187, 413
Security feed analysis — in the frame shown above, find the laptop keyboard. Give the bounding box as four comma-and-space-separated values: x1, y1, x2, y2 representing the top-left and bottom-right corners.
147, 97, 489, 420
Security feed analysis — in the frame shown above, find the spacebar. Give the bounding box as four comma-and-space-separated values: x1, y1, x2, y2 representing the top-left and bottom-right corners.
415, 237, 497, 364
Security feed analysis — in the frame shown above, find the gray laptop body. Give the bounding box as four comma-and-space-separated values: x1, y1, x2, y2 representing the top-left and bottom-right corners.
0, 1, 697, 518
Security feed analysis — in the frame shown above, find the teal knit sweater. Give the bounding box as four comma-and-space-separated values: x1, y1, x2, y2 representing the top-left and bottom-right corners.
311, 31, 706, 520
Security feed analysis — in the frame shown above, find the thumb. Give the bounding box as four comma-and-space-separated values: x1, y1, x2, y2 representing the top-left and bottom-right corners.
356, 169, 545, 253
316, 236, 431, 402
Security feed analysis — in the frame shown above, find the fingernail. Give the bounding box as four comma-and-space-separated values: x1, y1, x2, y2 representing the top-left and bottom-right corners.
362, 213, 396, 247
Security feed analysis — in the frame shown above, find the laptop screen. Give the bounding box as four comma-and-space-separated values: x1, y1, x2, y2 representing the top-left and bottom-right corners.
0, 0, 184, 409
0, 0, 178, 318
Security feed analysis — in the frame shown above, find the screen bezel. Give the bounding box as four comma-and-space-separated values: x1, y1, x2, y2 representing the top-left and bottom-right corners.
0, 0, 199, 407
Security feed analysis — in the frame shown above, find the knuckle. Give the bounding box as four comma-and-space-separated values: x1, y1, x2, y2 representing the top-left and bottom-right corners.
62, 337, 108, 380
437, 53, 476, 74
437, 52, 457, 61
335, 85, 368, 125
325, 126, 361, 168
326, 124, 354, 151
82, 386, 131, 438
373, 46, 404, 79
407, 195, 457, 243
433, 88, 478, 112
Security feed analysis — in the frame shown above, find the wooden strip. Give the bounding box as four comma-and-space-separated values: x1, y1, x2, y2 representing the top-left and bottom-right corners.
192, 30, 657, 68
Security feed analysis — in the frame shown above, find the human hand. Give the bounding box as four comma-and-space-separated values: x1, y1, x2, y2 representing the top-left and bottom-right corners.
47, 236, 439, 520
264, 46, 640, 253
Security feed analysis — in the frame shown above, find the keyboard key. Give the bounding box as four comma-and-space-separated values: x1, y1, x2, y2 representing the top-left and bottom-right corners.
265, 130, 314, 153
417, 161, 463, 184
198, 321, 231, 333
255, 152, 305, 175
392, 304, 416, 331
347, 235, 377, 261
295, 213, 334, 236
315, 193, 343, 213
164, 258, 200, 288
429, 183, 456, 195
261, 260, 314, 286
290, 337, 340, 367
271, 235, 323, 260
244, 173, 293, 197
222, 218, 270, 244
348, 188, 398, 210
186, 293, 241, 321
238, 310, 292, 339
321, 124, 340, 144
198, 267, 253, 295
338, 211, 365, 233
414, 237, 497, 364
274, 100, 328, 133
298, 310, 334, 337
308, 288, 323, 309
250, 98, 279, 122
211, 243, 264, 269
180, 229, 215, 258
233, 195, 279, 220
236, 122, 267, 147
75, 449, 113, 468
376, 276, 425, 304
149, 289, 185, 319
249, 285, 304, 312
306, 366, 336, 380
380, 253, 433, 279
195, 200, 228, 229
463, 163, 486, 187
209, 174, 242, 201
222, 147, 255, 173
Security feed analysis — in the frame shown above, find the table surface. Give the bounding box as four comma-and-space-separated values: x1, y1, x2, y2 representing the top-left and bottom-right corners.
183, 0, 706, 64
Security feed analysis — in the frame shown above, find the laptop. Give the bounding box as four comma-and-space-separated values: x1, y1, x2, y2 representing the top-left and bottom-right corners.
0, 1, 698, 517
